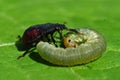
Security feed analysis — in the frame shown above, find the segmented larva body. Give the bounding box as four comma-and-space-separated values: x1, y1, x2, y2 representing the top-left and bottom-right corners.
36, 28, 106, 66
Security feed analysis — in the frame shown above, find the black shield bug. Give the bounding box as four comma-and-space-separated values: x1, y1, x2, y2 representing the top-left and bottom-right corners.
16, 23, 78, 59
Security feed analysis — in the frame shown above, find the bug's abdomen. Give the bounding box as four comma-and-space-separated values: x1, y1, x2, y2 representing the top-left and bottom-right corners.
36, 28, 106, 66
22, 27, 41, 45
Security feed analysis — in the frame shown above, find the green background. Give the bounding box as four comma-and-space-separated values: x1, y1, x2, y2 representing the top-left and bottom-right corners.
0, 0, 120, 80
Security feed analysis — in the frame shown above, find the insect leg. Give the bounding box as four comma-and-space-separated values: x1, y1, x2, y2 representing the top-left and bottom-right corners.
17, 47, 36, 60
67, 28, 84, 35
46, 35, 51, 43
17, 50, 29, 60
67, 28, 79, 33
57, 30, 63, 40
51, 33, 58, 47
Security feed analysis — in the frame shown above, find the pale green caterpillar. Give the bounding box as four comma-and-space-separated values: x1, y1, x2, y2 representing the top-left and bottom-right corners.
36, 28, 106, 66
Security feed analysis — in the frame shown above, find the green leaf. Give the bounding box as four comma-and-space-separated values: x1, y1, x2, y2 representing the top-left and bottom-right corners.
0, 0, 120, 80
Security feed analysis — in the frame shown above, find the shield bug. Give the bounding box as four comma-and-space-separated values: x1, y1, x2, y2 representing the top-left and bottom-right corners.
16, 23, 78, 59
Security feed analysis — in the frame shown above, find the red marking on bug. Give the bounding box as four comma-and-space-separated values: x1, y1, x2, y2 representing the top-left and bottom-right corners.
22, 28, 40, 44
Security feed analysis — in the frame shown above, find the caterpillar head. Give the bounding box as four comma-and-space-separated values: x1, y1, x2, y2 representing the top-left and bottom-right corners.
64, 37, 78, 48
63, 32, 84, 48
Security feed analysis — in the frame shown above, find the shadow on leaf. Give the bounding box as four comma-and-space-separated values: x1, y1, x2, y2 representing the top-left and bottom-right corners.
29, 52, 58, 66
